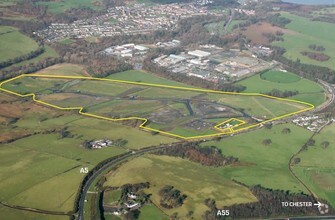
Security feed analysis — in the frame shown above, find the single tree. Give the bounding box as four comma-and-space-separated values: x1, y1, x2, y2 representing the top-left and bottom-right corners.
262, 139, 272, 146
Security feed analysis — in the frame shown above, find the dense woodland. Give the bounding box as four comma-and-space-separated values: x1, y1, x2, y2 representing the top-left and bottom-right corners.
203, 185, 334, 219
153, 142, 238, 167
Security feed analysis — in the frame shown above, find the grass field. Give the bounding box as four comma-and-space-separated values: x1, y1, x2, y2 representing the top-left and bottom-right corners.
107, 70, 192, 87
0, 26, 39, 63
35, 63, 89, 76
139, 204, 169, 220
203, 123, 312, 193
260, 70, 301, 83
37, 0, 103, 14
0, 205, 69, 220
236, 70, 325, 106
0, 91, 177, 212
104, 189, 121, 205
1, 74, 312, 139
103, 154, 257, 217
292, 123, 335, 207
272, 13, 335, 70
1, 45, 58, 76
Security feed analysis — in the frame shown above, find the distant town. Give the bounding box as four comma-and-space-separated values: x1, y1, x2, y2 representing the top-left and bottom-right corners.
37, 3, 217, 42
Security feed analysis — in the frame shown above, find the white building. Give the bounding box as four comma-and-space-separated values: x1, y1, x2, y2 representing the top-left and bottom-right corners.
188, 50, 211, 58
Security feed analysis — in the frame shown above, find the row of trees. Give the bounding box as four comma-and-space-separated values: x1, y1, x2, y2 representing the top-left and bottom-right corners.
264, 89, 299, 98
0, 57, 62, 81
0, 46, 45, 69
309, 44, 325, 52
153, 142, 239, 167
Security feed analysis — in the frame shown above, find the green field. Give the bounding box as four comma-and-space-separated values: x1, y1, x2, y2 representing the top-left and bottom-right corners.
0, 205, 69, 220
103, 154, 257, 217
35, 64, 88, 76
0, 90, 178, 212
107, 70, 192, 87
227, 20, 244, 33
260, 70, 301, 83
1, 75, 311, 138
237, 70, 325, 106
203, 123, 312, 193
2, 45, 58, 71
205, 20, 227, 35
104, 190, 121, 205
273, 13, 335, 70
37, 0, 103, 14
0, 26, 39, 63
139, 204, 169, 220
292, 123, 335, 207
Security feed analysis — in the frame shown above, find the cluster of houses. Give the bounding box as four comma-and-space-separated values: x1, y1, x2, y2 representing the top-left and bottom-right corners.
107, 192, 142, 216
36, 3, 215, 42
292, 115, 329, 132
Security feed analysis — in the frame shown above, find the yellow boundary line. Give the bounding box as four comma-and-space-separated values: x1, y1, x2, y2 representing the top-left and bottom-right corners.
0, 74, 315, 140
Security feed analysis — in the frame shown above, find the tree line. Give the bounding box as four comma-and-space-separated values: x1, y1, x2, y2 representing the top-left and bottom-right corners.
0, 46, 45, 69
264, 89, 299, 98
153, 142, 239, 167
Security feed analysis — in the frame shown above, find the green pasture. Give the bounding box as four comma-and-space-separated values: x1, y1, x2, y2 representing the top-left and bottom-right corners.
0, 205, 69, 220
107, 70, 192, 87
292, 123, 335, 207
1, 45, 59, 73
103, 154, 257, 217
204, 123, 312, 193
260, 70, 301, 83
227, 20, 244, 32
272, 13, 335, 70
104, 190, 121, 205
0, 145, 90, 212
0, 26, 39, 63
35, 64, 88, 76
236, 70, 325, 106
139, 204, 169, 220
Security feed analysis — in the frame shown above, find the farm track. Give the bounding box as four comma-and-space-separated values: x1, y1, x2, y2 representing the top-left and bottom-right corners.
0, 201, 73, 217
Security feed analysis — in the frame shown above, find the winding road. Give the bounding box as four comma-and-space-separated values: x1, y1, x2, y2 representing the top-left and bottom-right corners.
76, 144, 175, 220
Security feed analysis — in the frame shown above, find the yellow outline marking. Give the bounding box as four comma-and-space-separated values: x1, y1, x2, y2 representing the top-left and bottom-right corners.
0, 74, 315, 140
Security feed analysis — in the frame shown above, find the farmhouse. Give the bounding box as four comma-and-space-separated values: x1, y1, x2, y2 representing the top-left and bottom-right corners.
90, 139, 113, 149
127, 192, 137, 199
